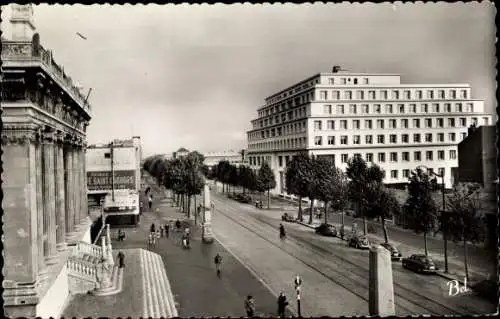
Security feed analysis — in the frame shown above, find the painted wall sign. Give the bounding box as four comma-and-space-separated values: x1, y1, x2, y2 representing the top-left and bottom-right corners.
87, 170, 136, 191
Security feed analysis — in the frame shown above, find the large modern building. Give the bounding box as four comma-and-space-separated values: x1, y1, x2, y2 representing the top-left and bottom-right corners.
1, 5, 93, 317
86, 136, 142, 207
247, 67, 493, 195
203, 149, 248, 169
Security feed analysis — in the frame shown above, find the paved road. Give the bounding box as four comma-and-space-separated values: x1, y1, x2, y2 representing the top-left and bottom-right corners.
212, 182, 495, 279
126, 176, 294, 318
210, 190, 497, 317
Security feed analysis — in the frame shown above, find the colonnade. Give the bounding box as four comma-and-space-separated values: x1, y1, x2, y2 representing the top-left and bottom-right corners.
35, 128, 87, 275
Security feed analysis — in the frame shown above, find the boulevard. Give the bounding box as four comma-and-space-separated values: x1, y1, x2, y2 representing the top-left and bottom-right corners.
208, 186, 497, 316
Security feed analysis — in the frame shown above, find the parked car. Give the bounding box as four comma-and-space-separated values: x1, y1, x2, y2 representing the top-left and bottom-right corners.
315, 223, 337, 237
281, 212, 295, 222
235, 193, 252, 203
380, 242, 403, 261
402, 254, 438, 273
348, 235, 370, 249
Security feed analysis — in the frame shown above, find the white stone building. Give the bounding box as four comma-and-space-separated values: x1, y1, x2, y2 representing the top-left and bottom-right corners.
203, 150, 248, 169
246, 69, 492, 195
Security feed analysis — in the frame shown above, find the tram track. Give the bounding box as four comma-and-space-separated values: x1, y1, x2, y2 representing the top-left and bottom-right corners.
212, 195, 467, 316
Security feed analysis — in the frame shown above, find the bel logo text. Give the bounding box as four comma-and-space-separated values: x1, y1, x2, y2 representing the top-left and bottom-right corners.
446, 277, 469, 296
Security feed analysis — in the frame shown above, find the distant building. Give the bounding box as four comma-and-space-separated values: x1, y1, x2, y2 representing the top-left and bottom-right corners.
173, 147, 189, 159
203, 149, 248, 169
86, 137, 142, 207
247, 68, 493, 195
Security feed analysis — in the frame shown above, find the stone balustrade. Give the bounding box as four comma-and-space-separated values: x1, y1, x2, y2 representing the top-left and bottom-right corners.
67, 257, 97, 279
74, 242, 103, 259
1, 41, 91, 113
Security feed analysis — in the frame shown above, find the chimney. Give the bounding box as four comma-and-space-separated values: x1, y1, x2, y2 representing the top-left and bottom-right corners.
332, 65, 341, 73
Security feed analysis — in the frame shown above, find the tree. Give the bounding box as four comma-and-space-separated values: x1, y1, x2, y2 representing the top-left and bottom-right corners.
403, 168, 439, 256
257, 162, 276, 209
312, 157, 340, 224
446, 182, 485, 281
364, 183, 401, 243
345, 156, 384, 235
285, 152, 313, 221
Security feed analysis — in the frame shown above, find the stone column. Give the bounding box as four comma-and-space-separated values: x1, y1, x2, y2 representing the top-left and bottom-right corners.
35, 132, 46, 275
72, 142, 80, 227
81, 143, 88, 221
64, 141, 74, 235
42, 131, 57, 262
54, 132, 66, 251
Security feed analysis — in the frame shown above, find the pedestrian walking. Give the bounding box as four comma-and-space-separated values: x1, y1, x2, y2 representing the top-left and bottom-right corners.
244, 295, 255, 317
148, 194, 153, 210
277, 291, 289, 318
165, 224, 170, 238
214, 253, 222, 277
175, 219, 181, 232
150, 223, 156, 234
155, 230, 160, 244
117, 251, 125, 268
160, 225, 164, 237
147, 233, 153, 250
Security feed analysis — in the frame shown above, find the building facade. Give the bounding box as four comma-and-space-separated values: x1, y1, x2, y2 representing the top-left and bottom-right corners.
1, 5, 92, 317
86, 137, 142, 206
457, 125, 497, 253
247, 69, 492, 194
203, 149, 248, 169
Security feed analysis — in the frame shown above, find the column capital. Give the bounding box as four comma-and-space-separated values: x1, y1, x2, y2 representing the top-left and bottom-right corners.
54, 131, 65, 145
41, 131, 55, 144
0, 123, 41, 145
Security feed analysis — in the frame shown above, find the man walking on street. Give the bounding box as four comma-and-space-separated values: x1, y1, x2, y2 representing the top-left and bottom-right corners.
214, 253, 222, 277
277, 291, 289, 318
150, 223, 156, 234
165, 223, 170, 238
148, 194, 153, 210
118, 251, 125, 268
244, 295, 255, 317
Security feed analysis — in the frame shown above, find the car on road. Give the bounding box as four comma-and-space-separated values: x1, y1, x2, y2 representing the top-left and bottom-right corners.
402, 254, 438, 274
236, 194, 252, 203
281, 212, 295, 222
315, 223, 337, 237
348, 235, 370, 249
380, 242, 403, 261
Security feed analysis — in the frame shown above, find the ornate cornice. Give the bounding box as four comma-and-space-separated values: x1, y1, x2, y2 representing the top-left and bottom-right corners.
1, 123, 41, 146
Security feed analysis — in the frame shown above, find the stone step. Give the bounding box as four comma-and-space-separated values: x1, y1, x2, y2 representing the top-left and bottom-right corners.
91, 265, 124, 296
140, 249, 177, 318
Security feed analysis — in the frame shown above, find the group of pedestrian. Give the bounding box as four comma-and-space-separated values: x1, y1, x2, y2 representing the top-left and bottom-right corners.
242, 290, 288, 318
147, 222, 171, 249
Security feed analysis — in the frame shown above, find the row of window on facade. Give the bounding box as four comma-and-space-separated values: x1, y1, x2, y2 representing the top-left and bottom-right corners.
318, 88, 469, 101
313, 116, 483, 131
248, 150, 452, 176
313, 131, 467, 146
260, 86, 471, 118
249, 121, 307, 141
265, 78, 321, 106
255, 100, 479, 130
249, 137, 307, 151
322, 101, 476, 116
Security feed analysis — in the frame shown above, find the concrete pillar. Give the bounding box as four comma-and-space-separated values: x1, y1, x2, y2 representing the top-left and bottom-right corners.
82, 144, 88, 220
369, 245, 395, 316
35, 135, 46, 275
64, 142, 74, 234
42, 131, 57, 262
54, 133, 66, 251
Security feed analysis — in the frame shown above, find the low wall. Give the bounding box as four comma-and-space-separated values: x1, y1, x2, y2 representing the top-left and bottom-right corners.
36, 264, 69, 319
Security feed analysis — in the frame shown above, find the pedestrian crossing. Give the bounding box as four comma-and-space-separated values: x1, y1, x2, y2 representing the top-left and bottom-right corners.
140, 249, 178, 318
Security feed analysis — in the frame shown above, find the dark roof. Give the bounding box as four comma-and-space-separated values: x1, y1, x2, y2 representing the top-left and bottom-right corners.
176, 147, 189, 153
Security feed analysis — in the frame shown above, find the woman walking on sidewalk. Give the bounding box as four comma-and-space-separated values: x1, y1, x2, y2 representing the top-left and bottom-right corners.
214, 253, 222, 277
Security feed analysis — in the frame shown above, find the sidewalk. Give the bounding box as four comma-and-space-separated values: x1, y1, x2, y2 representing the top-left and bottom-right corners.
142, 174, 294, 318
294, 217, 490, 287
62, 249, 144, 318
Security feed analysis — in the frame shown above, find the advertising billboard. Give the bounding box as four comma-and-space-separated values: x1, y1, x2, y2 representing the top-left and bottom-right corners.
87, 170, 136, 191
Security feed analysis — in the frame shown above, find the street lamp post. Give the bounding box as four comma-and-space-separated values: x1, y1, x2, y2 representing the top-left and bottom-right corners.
416, 166, 448, 273
294, 275, 302, 317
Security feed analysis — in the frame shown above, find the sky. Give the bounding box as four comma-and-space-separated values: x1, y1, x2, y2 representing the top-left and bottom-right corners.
1, 2, 496, 157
